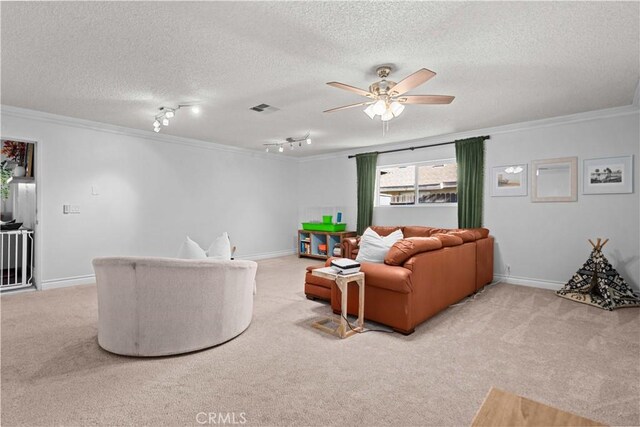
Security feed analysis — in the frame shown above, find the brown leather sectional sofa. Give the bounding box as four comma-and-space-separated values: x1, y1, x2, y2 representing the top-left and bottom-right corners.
304, 226, 494, 334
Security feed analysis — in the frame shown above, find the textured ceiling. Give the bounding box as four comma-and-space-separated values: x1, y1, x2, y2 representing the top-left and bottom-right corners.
1, 2, 638, 156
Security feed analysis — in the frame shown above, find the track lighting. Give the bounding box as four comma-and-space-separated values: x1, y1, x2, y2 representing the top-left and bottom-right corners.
263, 132, 312, 154
151, 104, 201, 133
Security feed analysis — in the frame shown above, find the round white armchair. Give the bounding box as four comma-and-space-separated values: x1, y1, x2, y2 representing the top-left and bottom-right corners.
92, 257, 257, 356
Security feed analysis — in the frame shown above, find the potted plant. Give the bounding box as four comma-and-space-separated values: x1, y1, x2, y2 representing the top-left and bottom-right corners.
1, 141, 27, 177
1, 160, 11, 200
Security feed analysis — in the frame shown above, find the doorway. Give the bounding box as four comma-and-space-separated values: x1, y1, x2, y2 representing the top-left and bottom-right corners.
1, 138, 36, 291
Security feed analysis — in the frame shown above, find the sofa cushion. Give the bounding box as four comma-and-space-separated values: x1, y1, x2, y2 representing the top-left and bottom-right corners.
360, 262, 413, 293
402, 226, 435, 238
207, 232, 232, 260
385, 237, 443, 266
177, 236, 207, 259
432, 233, 464, 247
370, 226, 403, 237
468, 227, 490, 239
356, 228, 404, 263
447, 230, 476, 242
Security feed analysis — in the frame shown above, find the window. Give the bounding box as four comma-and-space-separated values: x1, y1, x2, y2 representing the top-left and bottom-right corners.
377, 160, 457, 206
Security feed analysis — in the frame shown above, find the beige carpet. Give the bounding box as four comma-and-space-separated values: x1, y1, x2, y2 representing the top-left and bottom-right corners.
1, 255, 639, 426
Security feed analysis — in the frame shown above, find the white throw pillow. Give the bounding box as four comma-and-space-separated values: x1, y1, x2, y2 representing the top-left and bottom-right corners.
177, 236, 207, 259
355, 228, 404, 263
207, 232, 231, 260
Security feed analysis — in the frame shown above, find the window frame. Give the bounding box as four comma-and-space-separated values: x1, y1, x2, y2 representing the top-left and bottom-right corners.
375, 158, 458, 208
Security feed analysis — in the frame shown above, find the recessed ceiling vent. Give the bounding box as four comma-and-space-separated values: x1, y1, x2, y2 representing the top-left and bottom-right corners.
250, 103, 280, 114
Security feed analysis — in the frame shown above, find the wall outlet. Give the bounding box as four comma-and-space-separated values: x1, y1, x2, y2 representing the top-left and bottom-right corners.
506, 264, 511, 275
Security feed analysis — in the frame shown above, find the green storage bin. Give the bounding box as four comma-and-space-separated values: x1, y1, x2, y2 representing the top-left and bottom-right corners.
302, 222, 346, 232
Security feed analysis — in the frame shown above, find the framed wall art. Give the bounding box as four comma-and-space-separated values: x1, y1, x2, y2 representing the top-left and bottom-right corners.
583, 156, 633, 195
531, 157, 578, 202
491, 164, 528, 197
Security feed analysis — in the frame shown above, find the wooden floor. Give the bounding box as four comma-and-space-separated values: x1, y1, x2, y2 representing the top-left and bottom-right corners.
471, 387, 605, 426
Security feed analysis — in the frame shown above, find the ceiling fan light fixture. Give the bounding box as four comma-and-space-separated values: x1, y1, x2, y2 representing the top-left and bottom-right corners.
306, 137, 312, 145
153, 119, 160, 127
153, 127, 160, 133
372, 99, 387, 115
164, 109, 175, 119
390, 101, 405, 117
363, 104, 376, 119
381, 109, 394, 122
162, 117, 169, 126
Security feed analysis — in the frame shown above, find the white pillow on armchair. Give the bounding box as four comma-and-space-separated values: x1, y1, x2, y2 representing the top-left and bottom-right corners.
207, 232, 232, 260
177, 236, 207, 259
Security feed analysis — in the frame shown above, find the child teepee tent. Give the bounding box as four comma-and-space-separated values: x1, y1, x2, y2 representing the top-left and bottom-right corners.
557, 238, 640, 310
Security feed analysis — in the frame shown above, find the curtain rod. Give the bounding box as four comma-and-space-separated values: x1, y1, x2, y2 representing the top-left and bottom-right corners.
347, 135, 491, 159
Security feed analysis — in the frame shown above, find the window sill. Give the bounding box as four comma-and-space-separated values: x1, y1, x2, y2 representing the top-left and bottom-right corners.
375, 203, 457, 208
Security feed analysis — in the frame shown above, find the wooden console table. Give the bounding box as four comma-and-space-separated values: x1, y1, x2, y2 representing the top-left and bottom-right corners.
311, 268, 364, 338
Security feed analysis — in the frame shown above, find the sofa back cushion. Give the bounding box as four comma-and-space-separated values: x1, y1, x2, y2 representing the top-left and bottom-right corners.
356, 228, 404, 263
402, 226, 434, 238
385, 237, 443, 266
467, 227, 490, 239
369, 226, 403, 237
432, 233, 464, 247
447, 230, 476, 243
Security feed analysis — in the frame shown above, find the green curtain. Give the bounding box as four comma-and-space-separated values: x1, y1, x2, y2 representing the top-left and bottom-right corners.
455, 137, 487, 228
355, 152, 378, 235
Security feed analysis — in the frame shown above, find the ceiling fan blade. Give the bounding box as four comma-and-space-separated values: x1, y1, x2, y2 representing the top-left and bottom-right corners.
323, 101, 374, 113
398, 95, 455, 104
326, 82, 375, 98
389, 68, 436, 96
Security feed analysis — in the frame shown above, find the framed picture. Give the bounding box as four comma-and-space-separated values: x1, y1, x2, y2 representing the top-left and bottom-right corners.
531, 157, 578, 202
583, 156, 633, 195
491, 164, 528, 196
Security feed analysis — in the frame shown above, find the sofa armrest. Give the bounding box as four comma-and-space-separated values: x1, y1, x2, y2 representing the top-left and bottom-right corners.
341, 237, 359, 260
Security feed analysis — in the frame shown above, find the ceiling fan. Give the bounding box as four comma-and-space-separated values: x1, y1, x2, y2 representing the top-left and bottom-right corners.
324, 66, 454, 121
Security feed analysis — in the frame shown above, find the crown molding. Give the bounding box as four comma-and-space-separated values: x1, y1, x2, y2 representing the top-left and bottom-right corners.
298, 103, 640, 163
0, 105, 297, 163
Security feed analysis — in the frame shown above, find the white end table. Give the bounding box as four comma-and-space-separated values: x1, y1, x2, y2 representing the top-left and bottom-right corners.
311, 268, 364, 338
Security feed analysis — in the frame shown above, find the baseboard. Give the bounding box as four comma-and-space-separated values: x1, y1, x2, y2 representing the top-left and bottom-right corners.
237, 249, 297, 261
494, 274, 564, 291
41, 274, 96, 290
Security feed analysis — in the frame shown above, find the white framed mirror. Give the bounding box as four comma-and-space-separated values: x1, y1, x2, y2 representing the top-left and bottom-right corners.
531, 157, 577, 202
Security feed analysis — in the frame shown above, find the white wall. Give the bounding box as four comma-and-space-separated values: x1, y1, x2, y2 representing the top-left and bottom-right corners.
1, 107, 299, 288
298, 108, 640, 291
2, 105, 638, 292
